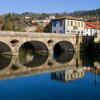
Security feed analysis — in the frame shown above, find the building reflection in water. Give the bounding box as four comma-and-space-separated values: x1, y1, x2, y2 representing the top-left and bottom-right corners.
51, 67, 84, 82
51, 51, 85, 82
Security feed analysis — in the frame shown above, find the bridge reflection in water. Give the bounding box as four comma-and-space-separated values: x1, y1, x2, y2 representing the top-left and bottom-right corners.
0, 49, 85, 82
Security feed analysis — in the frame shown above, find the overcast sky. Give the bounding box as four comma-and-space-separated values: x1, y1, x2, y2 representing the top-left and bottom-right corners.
0, 0, 100, 14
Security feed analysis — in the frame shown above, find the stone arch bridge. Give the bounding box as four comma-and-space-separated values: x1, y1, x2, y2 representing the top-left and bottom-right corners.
0, 31, 82, 55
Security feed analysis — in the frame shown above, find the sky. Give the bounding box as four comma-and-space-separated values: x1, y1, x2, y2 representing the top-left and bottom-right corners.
0, 0, 100, 14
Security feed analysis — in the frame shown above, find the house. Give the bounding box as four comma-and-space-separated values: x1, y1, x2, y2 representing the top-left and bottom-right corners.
93, 22, 100, 36
84, 22, 100, 36
84, 22, 96, 36
51, 16, 85, 35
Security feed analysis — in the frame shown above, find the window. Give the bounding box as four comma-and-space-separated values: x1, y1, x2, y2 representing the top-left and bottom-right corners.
81, 22, 83, 27
78, 22, 80, 27
59, 30, 63, 33
53, 31, 56, 33
75, 21, 77, 26
59, 20, 63, 27
67, 21, 70, 26
90, 30, 92, 33
78, 31, 80, 34
53, 21, 56, 27
71, 21, 73, 26
81, 31, 83, 33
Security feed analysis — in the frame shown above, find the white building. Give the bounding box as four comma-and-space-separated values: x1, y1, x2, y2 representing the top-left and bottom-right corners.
84, 22, 96, 36
49, 15, 56, 19
51, 17, 85, 35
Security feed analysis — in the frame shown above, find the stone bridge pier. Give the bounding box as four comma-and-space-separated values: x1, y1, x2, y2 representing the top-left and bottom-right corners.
0, 31, 82, 56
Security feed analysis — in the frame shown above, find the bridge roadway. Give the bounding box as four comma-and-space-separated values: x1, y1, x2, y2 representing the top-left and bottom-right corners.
0, 31, 82, 55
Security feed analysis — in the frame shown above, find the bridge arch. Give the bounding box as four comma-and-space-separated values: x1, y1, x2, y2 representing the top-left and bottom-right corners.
18, 41, 48, 67
53, 41, 74, 54
19, 40, 48, 54
0, 41, 12, 55
0, 55, 12, 70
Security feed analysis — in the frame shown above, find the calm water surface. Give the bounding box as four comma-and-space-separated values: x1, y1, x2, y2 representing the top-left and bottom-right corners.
0, 51, 100, 100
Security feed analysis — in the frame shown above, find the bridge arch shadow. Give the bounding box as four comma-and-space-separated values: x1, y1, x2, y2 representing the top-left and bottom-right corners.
19, 41, 48, 67
0, 41, 12, 55
0, 55, 12, 70
19, 41, 48, 54
53, 51, 74, 63
53, 41, 74, 63
53, 41, 74, 53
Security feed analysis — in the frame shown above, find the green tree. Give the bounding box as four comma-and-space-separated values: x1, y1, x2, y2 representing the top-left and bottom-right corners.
43, 22, 51, 33
3, 21, 13, 31
0, 16, 4, 30
3, 13, 26, 31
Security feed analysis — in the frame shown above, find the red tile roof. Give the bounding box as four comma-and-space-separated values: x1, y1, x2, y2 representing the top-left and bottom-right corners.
85, 22, 96, 29
85, 22, 100, 29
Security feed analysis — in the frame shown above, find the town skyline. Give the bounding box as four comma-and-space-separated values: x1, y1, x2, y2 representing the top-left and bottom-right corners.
0, 0, 100, 14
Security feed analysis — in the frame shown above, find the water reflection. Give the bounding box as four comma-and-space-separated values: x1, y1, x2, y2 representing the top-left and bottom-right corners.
81, 51, 100, 87
54, 51, 74, 63
11, 64, 19, 71
81, 51, 100, 68
0, 50, 100, 100
51, 67, 84, 82
19, 50, 48, 67
0, 54, 12, 70
0, 49, 99, 83
0, 50, 77, 80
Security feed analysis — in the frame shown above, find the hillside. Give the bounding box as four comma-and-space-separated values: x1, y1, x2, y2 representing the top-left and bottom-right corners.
0, 8, 100, 31
71, 8, 100, 16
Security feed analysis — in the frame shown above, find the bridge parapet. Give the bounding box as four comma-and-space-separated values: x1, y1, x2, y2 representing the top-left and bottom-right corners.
0, 31, 82, 38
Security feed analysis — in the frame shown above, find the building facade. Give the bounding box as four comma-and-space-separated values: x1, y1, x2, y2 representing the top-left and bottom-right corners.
51, 17, 85, 35
84, 22, 97, 36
